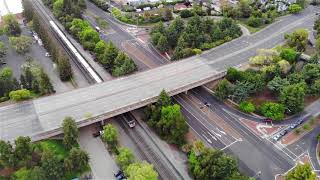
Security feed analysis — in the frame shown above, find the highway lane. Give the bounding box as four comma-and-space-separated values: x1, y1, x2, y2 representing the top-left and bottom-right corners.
187, 87, 296, 179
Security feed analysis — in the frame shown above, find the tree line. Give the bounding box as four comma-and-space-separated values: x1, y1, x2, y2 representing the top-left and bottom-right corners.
43, 0, 137, 77
0, 117, 89, 179
215, 28, 320, 120
150, 16, 242, 60
69, 18, 136, 76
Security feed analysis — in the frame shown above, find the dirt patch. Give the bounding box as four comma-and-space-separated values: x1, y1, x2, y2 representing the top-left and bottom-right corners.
304, 95, 319, 107
305, 44, 317, 56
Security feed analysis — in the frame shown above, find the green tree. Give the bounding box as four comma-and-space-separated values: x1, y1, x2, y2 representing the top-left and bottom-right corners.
239, 0, 251, 18
285, 163, 316, 180
280, 48, 298, 64
125, 161, 158, 180
247, 16, 263, 27
116, 147, 135, 170
280, 83, 306, 114
260, 102, 285, 120
230, 81, 253, 103
3, 14, 21, 36
41, 150, 64, 180
101, 41, 119, 69
285, 29, 308, 52
57, 57, 72, 81
288, 4, 302, 14
302, 64, 320, 84
156, 90, 171, 108
287, 73, 304, 84
0, 140, 16, 168
226, 67, 242, 82
9, 89, 32, 101
14, 136, 33, 165
9, 36, 32, 54
156, 35, 169, 52
0, 42, 7, 60
62, 117, 79, 150
112, 52, 136, 77
53, 0, 64, 17
166, 17, 185, 48
64, 147, 89, 173
94, 40, 107, 59
188, 147, 243, 180
310, 79, 320, 95
157, 104, 189, 146
239, 101, 255, 113
215, 79, 232, 100
101, 124, 118, 146
39, 69, 55, 95
28, 166, 46, 180
267, 76, 290, 95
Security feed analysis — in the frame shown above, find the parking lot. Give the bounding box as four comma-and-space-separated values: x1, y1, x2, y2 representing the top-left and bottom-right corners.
0, 23, 72, 93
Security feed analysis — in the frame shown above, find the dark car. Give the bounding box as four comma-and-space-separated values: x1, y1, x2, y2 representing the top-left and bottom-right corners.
92, 130, 103, 138
280, 130, 287, 136
263, 118, 272, 123
115, 170, 126, 180
297, 119, 304, 125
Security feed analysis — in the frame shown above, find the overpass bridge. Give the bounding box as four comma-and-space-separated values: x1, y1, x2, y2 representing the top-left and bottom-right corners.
0, 6, 318, 141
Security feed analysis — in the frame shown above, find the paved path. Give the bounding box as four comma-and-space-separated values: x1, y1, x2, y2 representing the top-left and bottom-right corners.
78, 125, 118, 180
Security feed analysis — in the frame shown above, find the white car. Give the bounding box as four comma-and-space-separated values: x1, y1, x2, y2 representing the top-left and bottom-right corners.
273, 134, 281, 141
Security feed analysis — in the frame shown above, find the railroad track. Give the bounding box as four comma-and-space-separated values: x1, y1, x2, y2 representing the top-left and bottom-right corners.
117, 114, 180, 180
30, 0, 96, 84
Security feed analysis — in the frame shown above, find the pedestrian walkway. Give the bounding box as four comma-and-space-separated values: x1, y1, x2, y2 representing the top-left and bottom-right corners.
78, 125, 118, 180
306, 99, 320, 117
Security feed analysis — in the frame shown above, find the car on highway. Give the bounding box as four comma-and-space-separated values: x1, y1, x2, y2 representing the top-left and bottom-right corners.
124, 117, 136, 128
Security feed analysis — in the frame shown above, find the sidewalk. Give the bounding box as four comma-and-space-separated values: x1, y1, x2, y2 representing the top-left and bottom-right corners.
78, 125, 118, 180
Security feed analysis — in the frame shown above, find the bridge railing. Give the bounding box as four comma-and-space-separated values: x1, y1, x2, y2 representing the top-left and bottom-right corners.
32, 71, 226, 142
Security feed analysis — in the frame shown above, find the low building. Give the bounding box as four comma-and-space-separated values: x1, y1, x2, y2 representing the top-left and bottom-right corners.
174, 3, 188, 11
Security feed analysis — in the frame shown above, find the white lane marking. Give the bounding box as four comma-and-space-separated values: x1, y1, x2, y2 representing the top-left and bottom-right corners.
211, 130, 221, 138
202, 134, 213, 144
207, 131, 217, 141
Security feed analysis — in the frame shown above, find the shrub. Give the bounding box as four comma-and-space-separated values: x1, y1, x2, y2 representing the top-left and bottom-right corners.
295, 128, 301, 134
180, 9, 194, 18
288, 4, 302, 14
239, 101, 255, 113
9, 89, 32, 101
303, 123, 311, 130
260, 102, 285, 120
280, 48, 298, 64
247, 16, 263, 27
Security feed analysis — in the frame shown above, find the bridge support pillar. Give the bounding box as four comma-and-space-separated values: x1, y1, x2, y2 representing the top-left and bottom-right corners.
100, 120, 105, 126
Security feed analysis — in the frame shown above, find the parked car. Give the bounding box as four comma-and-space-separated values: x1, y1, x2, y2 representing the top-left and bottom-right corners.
290, 123, 298, 129
263, 118, 272, 123
297, 119, 304, 125
273, 134, 281, 141
280, 130, 287, 136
